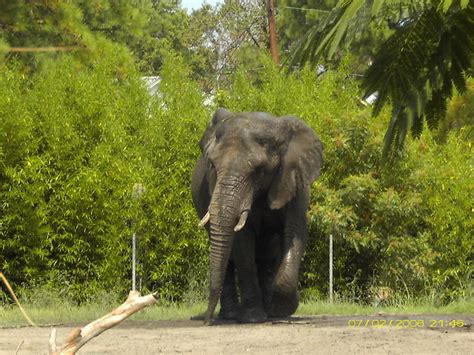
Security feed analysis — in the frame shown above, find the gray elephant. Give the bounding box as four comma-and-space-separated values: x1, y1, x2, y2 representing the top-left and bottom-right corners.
191, 108, 323, 323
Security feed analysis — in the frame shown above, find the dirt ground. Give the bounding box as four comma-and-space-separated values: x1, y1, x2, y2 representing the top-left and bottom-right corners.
1, 315, 472, 354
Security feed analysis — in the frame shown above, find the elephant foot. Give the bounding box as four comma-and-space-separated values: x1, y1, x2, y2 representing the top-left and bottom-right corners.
237, 306, 267, 323
268, 290, 299, 318
218, 304, 240, 320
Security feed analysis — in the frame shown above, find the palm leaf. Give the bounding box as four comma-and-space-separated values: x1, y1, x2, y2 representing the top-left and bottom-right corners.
363, 8, 443, 112
286, 7, 343, 70
287, 1, 473, 161
327, 0, 366, 57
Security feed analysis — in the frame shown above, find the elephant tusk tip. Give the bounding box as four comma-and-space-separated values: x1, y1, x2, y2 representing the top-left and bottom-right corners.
233, 210, 249, 232
198, 211, 210, 228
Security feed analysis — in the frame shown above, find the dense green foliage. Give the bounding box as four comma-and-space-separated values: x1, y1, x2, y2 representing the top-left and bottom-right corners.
0, 0, 269, 87
0, 51, 210, 303
0, 1, 471, 307
2, 51, 471, 305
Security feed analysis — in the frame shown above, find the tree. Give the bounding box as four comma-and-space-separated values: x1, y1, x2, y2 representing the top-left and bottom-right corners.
0, 1, 140, 70
139, 2, 194, 74
0, 0, 190, 74
287, 0, 474, 160
187, 0, 268, 91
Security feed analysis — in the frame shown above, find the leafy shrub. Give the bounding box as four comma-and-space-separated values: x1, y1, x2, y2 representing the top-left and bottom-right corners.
1, 55, 148, 301
0, 51, 209, 303
1, 51, 470, 305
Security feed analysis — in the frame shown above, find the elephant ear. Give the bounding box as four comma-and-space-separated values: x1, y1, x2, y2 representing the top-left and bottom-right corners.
268, 117, 323, 210
199, 108, 232, 152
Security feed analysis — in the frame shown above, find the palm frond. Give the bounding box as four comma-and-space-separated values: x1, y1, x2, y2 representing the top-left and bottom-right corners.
287, 0, 431, 70
327, 0, 366, 57
287, 1, 473, 160
286, 7, 344, 70
369, 3, 473, 160
382, 106, 411, 160
411, 111, 424, 138
363, 8, 444, 114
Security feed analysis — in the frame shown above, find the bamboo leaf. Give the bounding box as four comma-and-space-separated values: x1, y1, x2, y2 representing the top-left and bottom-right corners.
336, 0, 352, 7
371, 0, 386, 17
442, 0, 453, 13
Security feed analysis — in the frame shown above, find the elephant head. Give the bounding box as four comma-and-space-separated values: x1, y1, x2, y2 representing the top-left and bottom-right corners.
198, 108, 323, 322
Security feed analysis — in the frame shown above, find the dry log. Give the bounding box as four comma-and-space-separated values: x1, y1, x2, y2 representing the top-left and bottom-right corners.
49, 290, 158, 355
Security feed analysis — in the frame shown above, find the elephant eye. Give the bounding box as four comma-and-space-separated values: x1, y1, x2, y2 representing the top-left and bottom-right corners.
254, 164, 265, 175
255, 137, 267, 147
215, 126, 225, 140
248, 160, 262, 170
209, 160, 216, 171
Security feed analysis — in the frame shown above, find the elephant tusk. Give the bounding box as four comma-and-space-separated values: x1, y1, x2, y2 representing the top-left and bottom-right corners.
198, 211, 210, 228
234, 210, 249, 232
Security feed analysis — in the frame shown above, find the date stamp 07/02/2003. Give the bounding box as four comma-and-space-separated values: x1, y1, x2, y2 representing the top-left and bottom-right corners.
347, 319, 466, 329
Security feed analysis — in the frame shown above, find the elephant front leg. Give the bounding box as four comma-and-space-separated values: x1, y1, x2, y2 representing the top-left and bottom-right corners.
218, 260, 240, 320
270, 193, 308, 318
270, 243, 301, 318
233, 231, 267, 323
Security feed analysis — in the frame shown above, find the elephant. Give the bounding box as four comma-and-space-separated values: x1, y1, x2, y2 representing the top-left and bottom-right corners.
191, 108, 323, 324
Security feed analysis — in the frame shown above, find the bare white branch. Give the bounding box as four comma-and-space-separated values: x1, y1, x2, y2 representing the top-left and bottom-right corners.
49, 291, 158, 355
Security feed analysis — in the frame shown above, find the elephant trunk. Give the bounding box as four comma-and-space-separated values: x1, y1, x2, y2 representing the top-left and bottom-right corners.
204, 177, 246, 323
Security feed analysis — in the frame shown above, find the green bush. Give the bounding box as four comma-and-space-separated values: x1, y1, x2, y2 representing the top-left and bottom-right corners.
0, 51, 209, 303
1, 52, 470, 305
129, 51, 210, 301
1, 55, 149, 301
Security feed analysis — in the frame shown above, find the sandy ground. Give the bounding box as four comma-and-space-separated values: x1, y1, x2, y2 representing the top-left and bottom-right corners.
1, 315, 472, 354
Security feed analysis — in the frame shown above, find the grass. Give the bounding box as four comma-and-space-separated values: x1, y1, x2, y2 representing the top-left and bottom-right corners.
0, 301, 208, 328
1, 298, 472, 328
296, 298, 474, 316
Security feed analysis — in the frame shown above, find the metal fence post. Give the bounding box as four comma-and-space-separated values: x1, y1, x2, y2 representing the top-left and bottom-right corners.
131, 183, 145, 292
329, 233, 333, 304
132, 232, 136, 291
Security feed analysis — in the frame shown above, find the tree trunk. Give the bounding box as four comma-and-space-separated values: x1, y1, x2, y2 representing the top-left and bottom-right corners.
266, 0, 280, 64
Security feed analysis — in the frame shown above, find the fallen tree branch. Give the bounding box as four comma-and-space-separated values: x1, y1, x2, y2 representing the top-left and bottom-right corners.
49, 290, 158, 355
0, 272, 38, 327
